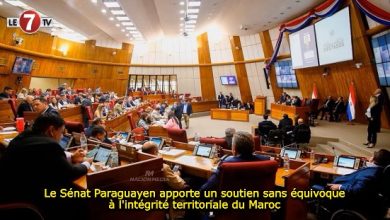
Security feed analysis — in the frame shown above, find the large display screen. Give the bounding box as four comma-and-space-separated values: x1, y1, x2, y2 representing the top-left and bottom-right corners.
220, 76, 237, 85
275, 60, 298, 88
12, 56, 34, 75
315, 7, 353, 65
289, 25, 319, 69
371, 31, 390, 86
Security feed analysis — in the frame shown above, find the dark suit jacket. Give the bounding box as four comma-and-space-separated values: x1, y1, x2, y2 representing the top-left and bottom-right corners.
334, 101, 345, 114
172, 104, 183, 119
0, 132, 88, 218
59, 99, 70, 105
333, 166, 383, 195
200, 154, 270, 191
368, 104, 381, 132
278, 118, 293, 129
73, 96, 81, 105
0, 92, 10, 99
258, 120, 277, 136
182, 103, 192, 115
16, 101, 33, 117
42, 106, 60, 117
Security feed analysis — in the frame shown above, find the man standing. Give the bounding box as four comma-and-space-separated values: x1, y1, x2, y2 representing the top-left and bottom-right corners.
172, 101, 183, 129
217, 92, 224, 108
181, 99, 192, 129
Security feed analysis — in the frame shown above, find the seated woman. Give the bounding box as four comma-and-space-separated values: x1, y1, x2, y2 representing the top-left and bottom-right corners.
151, 106, 163, 121
137, 112, 150, 133
164, 112, 180, 129
113, 100, 124, 116
49, 97, 63, 110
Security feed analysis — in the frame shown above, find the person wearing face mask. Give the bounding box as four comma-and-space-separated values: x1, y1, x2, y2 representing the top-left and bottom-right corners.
0, 114, 92, 219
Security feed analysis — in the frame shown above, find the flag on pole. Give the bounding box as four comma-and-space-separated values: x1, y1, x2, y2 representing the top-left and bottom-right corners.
312, 83, 318, 99
346, 82, 356, 121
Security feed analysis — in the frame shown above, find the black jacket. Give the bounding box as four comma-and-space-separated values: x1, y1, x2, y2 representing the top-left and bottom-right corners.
258, 120, 277, 136
182, 103, 193, 115
42, 106, 60, 117
0, 132, 88, 219
16, 101, 33, 117
278, 117, 293, 130
0, 92, 10, 99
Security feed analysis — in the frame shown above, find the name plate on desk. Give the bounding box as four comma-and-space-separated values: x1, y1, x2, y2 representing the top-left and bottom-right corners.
159, 149, 186, 158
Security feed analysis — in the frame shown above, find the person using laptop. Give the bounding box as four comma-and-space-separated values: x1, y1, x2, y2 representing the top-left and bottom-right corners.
90, 125, 113, 145
0, 114, 92, 219
200, 131, 269, 191
142, 141, 187, 190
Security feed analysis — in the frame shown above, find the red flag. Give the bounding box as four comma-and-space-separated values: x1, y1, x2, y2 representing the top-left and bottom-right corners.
311, 83, 318, 99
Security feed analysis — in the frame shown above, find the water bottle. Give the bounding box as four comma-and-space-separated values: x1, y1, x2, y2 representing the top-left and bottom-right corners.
80, 132, 88, 152
109, 147, 119, 168
283, 153, 290, 171
194, 132, 200, 142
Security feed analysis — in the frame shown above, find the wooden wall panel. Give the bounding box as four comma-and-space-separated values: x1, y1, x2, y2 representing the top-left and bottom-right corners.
0, 18, 132, 96
197, 33, 216, 101
259, 31, 283, 101
230, 36, 252, 103
294, 0, 389, 128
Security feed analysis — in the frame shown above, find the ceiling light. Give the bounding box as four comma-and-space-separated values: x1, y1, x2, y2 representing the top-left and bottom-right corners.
4, 0, 28, 7
0, 1, 3, 6
91, 0, 97, 4
187, 20, 196, 24
126, 27, 136, 30
187, 9, 199, 14
116, 16, 130, 21
115, 23, 120, 27
109, 17, 114, 21
180, 10, 185, 14
126, 33, 129, 37
121, 22, 133, 26
188, 15, 198, 19
179, 1, 184, 5
188, 1, 201, 7
103, 1, 121, 8
121, 29, 125, 32
129, 31, 139, 34
180, 17, 184, 21
180, 23, 184, 27
101, 9, 107, 14
186, 25, 195, 28
111, 10, 125, 15
180, 28, 183, 31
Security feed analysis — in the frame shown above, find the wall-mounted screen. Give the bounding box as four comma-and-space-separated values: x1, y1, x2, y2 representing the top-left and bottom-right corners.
315, 7, 353, 65
289, 25, 319, 69
275, 60, 298, 88
371, 31, 390, 86
12, 56, 34, 75
220, 76, 237, 85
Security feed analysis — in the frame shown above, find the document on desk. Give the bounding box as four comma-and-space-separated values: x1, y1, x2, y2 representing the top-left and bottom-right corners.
159, 149, 186, 158
336, 167, 356, 175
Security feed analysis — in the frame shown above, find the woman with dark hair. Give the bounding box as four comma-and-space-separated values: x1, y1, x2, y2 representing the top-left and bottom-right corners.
49, 96, 62, 110
164, 111, 180, 129
137, 112, 150, 132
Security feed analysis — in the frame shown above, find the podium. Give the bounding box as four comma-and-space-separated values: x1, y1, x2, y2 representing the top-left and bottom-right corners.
254, 96, 266, 115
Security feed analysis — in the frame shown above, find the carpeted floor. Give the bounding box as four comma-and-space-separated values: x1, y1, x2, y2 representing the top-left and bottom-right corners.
184, 113, 390, 154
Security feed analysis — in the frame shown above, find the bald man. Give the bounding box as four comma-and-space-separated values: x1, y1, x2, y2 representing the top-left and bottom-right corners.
142, 141, 187, 190
292, 118, 311, 143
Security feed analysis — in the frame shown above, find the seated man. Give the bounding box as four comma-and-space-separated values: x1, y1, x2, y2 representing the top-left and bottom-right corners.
16, 95, 33, 117
200, 131, 269, 191
224, 128, 236, 149
292, 118, 311, 144
142, 141, 187, 190
0, 86, 12, 100
278, 114, 293, 130
318, 96, 335, 120
332, 96, 345, 122
317, 149, 390, 219
89, 125, 113, 145
0, 114, 91, 219
32, 96, 60, 117
258, 114, 277, 144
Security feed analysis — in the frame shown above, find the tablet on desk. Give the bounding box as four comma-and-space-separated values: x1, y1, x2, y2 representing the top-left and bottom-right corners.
280, 147, 301, 160
337, 156, 356, 169
194, 144, 213, 158
94, 147, 112, 165
113, 132, 131, 143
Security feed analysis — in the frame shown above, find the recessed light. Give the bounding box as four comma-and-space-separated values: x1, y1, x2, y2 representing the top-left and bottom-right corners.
126, 33, 129, 37
101, 9, 107, 14
180, 1, 184, 5
188, 9, 199, 13
121, 22, 133, 26
189, 1, 201, 7
180, 17, 184, 20
103, 1, 121, 8
187, 20, 196, 24
180, 23, 184, 27
111, 10, 125, 15
180, 28, 183, 31
116, 16, 130, 21
186, 24, 195, 28
109, 17, 114, 21
180, 10, 185, 14
188, 15, 198, 19
121, 29, 125, 32
126, 27, 136, 30
116, 23, 120, 27
91, 0, 97, 4
0, 1, 3, 5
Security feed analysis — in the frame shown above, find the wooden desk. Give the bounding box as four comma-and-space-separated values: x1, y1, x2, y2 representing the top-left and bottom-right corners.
0, 100, 15, 123
254, 96, 266, 115
271, 103, 309, 125
210, 109, 249, 122
59, 106, 83, 122
104, 113, 130, 132
0, 131, 18, 147
192, 101, 219, 113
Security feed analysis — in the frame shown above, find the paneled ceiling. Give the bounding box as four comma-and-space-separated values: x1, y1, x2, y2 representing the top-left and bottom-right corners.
0, 0, 388, 44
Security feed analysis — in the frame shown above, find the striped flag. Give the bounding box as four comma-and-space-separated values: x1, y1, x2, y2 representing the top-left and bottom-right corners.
346, 82, 356, 121
312, 83, 318, 99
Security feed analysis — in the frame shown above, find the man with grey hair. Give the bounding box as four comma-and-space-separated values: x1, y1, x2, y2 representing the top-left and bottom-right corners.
224, 128, 236, 149
200, 131, 269, 191
16, 95, 34, 117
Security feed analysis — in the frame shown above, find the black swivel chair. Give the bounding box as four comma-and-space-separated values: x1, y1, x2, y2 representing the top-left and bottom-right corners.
293, 128, 311, 149
258, 124, 277, 145
266, 129, 284, 147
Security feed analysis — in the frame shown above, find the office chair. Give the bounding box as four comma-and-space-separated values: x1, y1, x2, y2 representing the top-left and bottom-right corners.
293, 128, 311, 149
258, 124, 276, 145
266, 129, 284, 147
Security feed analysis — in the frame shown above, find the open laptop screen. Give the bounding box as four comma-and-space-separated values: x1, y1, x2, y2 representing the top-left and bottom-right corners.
150, 137, 164, 149
196, 144, 212, 157
59, 135, 73, 150
337, 156, 356, 169
94, 147, 112, 165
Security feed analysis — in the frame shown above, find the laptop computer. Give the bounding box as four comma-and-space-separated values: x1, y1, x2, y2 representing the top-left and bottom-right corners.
149, 137, 165, 150
280, 147, 301, 160
112, 132, 131, 143
59, 134, 74, 150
